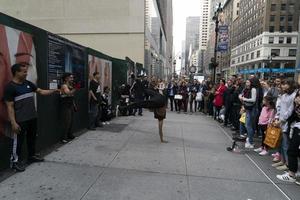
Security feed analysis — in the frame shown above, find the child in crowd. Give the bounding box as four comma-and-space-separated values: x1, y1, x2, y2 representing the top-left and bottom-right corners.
239, 106, 247, 138
254, 95, 275, 156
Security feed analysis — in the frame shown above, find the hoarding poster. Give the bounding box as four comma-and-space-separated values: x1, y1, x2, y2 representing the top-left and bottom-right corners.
88, 55, 112, 103
0, 24, 37, 136
217, 25, 229, 52
48, 34, 85, 89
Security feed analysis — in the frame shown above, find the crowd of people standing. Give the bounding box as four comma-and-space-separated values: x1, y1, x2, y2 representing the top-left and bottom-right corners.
163, 74, 300, 185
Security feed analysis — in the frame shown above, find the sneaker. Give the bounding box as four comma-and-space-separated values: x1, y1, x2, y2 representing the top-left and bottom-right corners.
11, 162, 25, 172
233, 147, 241, 153
272, 161, 284, 167
239, 134, 246, 139
296, 181, 300, 186
246, 137, 249, 143
276, 164, 288, 171
259, 149, 268, 156
276, 172, 296, 183
272, 155, 281, 162
61, 139, 68, 144
245, 142, 254, 149
106, 122, 110, 125
272, 152, 280, 157
254, 147, 263, 153
28, 155, 44, 163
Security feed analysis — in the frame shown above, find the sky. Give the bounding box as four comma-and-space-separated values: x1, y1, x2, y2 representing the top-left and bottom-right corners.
173, 0, 201, 71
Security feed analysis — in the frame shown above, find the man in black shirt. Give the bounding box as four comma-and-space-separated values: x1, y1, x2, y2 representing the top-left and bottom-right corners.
130, 77, 144, 116
3, 63, 58, 172
88, 72, 102, 130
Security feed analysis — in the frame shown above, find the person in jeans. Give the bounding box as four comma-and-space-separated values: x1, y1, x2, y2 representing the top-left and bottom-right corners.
277, 89, 300, 184
239, 78, 259, 148
178, 81, 188, 113
167, 80, 177, 111
188, 79, 199, 113
88, 72, 101, 130
272, 80, 297, 171
60, 73, 77, 143
4, 63, 58, 172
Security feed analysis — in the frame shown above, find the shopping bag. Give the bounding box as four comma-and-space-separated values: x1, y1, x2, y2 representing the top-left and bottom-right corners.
195, 92, 203, 102
174, 94, 183, 100
264, 125, 281, 148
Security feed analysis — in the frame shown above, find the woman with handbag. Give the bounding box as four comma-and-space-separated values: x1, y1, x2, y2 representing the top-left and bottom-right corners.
277, 89, 300, 184
272, 80, 297, 171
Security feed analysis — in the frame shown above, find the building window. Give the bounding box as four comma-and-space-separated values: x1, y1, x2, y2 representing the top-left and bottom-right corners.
281, 4, 286, 11
280, 15, 285, 22
257, 50, 260, 58
270, 15, 275, 22
287, 26, 293, 32
269, 37, 274, 44
269, 26, 275, 32
251, 52, 254, 59
288, 15, 293, 21
242, 56, 244, 62
289, 4, 295, 11
271, 4, 276, 11
287, 37, 292, 43
280, 26, 285, 32
246, 54, 249, 60
289, 49, 297, 57
271, 49, 280, 57
279, 37, 284, 44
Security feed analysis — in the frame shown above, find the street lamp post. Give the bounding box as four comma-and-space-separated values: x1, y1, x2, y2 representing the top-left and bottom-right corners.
212, 3, 223, 84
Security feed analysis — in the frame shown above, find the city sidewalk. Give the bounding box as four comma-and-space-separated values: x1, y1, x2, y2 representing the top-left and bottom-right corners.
0, 111, 299, 200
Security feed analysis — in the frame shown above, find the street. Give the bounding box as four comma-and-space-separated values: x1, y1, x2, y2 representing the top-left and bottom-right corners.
0, 111, 299, 200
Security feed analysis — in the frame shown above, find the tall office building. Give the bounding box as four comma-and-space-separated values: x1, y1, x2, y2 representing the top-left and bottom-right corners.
203, 0, 226, 77
199, 0, 210, 50
185, 16, 200, 72
198, 0, 210, 74
230, 0, 299, 78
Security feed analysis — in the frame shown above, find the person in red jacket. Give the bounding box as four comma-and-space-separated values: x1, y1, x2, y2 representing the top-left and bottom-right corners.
214, 79, 227, 120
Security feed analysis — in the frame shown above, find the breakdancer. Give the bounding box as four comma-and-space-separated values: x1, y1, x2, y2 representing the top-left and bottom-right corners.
127, 88, 168, 143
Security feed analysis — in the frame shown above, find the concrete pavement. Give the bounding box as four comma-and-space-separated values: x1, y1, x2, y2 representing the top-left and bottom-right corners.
0, 111, 299, 200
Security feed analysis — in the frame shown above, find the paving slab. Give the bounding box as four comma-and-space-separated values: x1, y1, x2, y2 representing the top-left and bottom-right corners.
82, 168, 189, 200
189, 175, 288, 200
110, 144, 186, 175
45, 136, 124, 167
0, 162, 104, 200
185, 147, 268, 182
